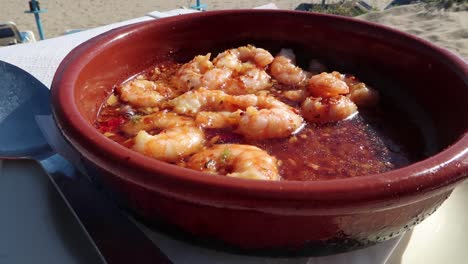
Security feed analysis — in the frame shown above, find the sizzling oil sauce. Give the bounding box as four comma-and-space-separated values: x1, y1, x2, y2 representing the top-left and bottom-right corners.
97, 62, 426, 181
202, 109, 418, 181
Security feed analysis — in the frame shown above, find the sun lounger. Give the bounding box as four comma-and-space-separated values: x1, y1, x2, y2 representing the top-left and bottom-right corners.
0, 21, 36, 46
0, 22, 22, 46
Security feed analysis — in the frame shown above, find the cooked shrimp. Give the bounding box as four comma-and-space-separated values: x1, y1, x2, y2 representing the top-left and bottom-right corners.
121, 111, 196, 135
187, 144, 280, 181
239, 66, 272, 91
172, 46, 272, 95
170, 89, 303, 139
118, 79, 172, 108
348, 83, 379, 107
172, 51, 272, 95
133, 126, 205, 162
202, 67, 233, 90
301, 96, 357, 123
121, 110, 203, 162
223, 65, 272, 95
343, 76, 379, 107
195, 110, 243, 129
308, 72, 349, 97
281, 89, 307, 102
235, 95, 304, 139
237, 45, 275, 67
213, 49, 242, 71
213, 45, 274, 70
172, 54, 216, 91
213, 46, 273, 94
270, 48, 308, 86
168, 88, 258, 116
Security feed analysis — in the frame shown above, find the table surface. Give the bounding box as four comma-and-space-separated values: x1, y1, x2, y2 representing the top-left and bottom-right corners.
0, 7, 467, 264
1, 159, 467, 264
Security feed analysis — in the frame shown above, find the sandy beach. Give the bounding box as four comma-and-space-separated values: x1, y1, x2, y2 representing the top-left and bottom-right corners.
3, 0, 314, 38
1, 1, 467, 58
359, 2, 468, 58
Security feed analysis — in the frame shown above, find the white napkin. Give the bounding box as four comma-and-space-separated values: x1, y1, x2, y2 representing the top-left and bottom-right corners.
1, 6, 403, 264
0, 16, 152, 88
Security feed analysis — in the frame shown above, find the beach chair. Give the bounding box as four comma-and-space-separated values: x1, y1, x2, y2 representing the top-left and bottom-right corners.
0, 22, 22, 46
0, 21, 36, 46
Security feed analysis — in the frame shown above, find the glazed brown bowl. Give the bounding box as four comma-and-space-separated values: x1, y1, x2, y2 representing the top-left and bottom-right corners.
51, 10, 468, 255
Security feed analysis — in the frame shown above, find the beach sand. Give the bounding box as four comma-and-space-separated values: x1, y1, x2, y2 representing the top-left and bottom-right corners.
359, 2, 468, 58
3, 0, 308, 38
1, 1, 467, 58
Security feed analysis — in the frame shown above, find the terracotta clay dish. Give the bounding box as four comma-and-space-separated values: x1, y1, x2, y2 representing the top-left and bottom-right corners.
51, 10, 468, 255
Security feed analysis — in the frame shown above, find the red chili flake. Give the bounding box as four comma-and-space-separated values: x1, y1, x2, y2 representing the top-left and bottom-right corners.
98, 117, 125, 133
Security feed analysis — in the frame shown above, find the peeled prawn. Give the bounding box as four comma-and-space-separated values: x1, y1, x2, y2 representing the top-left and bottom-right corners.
343, 76, 380, 107
270, 48, 307, 86
308, 72, 349, 97
211, 46, 274, 94
222, 65, 272, 95
172, 54, 231, 91
213, 49, 242, 72
118, 79, 172, 108
235, 95, 304, 139
213, 45, 274, 70
237, 45, 275, 67
301, 96, 357, 123
134, 126, 205, 162
214, 46, 274, 94
170, 89, 303, 139
121, 110, 205, 162
281, 89, 307, 102
348, 83, 379, 107
168, 88, 258, 116
195, 110, 243, 129
121, 111, 196, 135
187, 144, 280, 181
172, 54, 272, 95
173, 45, 274, 95
202, 67, 233, 90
